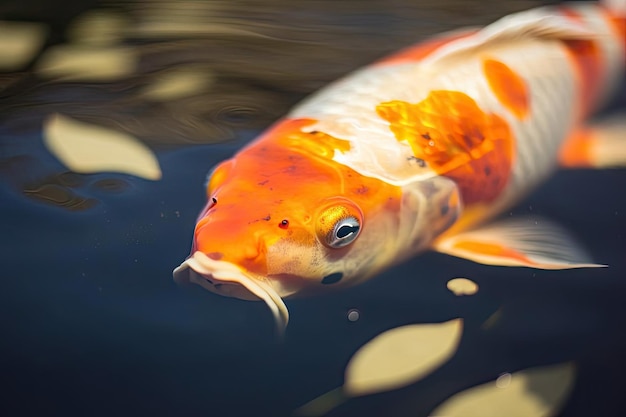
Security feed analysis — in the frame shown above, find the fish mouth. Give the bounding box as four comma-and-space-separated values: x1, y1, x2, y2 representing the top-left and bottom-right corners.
173, 251, 289, 336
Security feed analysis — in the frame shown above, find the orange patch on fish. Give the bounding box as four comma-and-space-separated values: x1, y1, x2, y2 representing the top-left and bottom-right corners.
559, 7, 605, 116
602, 9, 626, 55
558, 127, 594, 168
376, 90, 514, 205
482, 59, 529, 119
269, 118, 352, 158
374, 30, 476, 66
596, 5, 626, 54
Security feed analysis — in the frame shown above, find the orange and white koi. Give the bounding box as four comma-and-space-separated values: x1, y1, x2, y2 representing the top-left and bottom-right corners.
174, 1, 626, 334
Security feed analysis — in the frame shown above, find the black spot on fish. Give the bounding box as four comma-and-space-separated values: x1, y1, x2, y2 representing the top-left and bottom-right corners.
212, 197, 217, 204
484, 166, 492, 176
262, 215, 271, 221
421, 132, 431, 140
322, 272, 343, 285
258, 180, 269, 186
407, 156, 426, 167
441, 204, 449, 215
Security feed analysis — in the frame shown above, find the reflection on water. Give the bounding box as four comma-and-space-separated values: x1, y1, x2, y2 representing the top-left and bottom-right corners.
0, 0, 555, 145
1, 0, 626, 416
22, 174, 99, 210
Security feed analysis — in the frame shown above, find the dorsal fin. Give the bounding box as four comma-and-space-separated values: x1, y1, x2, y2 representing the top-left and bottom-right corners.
421, 7, 596, 67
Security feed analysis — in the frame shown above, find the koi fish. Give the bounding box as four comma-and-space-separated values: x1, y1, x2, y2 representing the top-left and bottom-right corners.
174, 0, 626, 335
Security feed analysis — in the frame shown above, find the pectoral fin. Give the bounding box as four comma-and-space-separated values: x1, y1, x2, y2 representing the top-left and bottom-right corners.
433, 217, 606, 269
559, 114, 626, 169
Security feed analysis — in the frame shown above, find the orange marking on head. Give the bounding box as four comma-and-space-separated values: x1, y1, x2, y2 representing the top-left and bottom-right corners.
559, 7, 605, 117
374, 30, 476, 66
195, 118, 401, 278
482, 59, 529, 119
452, 240, 533, 264
376, 90, 514, 205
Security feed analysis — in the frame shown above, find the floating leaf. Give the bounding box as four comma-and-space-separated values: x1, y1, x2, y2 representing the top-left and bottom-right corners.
344, 319, 462, 396
66, 10, 130, 46
43, 114, 162, 180
0, 21, 48, 71
141, 66, 216, 101
36, 45, 136, 81
447, 277, 479, 295
430, 362, 576, 417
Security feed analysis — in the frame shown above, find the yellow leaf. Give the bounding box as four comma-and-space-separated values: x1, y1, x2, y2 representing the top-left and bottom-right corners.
0, 21, 47, 71
66, 10, 130, 46
430, 362, 576, 417
36, 45, 136, 81
446, 277, 479, 295
43, 114, 162, 180
344, 319, 462, 396
142, 66, 216, 101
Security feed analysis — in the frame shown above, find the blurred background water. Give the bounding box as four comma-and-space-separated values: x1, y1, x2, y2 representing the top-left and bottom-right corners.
1, 0, 625, 416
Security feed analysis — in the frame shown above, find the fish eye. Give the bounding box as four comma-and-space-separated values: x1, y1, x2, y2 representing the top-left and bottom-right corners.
330, 216, 360, 248
316, 201, 363, 249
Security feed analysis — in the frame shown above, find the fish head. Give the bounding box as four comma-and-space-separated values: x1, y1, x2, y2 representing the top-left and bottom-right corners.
173, 119, 461, 335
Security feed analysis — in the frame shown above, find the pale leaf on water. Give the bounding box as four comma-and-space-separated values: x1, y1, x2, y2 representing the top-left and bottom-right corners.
0, 21, 48, 71
43, 114, 162, 180
446, 277, 479, 296
344, 318, 462, 396
430, 362, 576, 417
66, 10, 130, 46
141, 66, 216, 101
36, 45, 137, 81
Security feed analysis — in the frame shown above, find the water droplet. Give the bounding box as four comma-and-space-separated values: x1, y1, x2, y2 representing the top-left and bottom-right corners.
347, 309, 360, 322
496, 372, 512, 388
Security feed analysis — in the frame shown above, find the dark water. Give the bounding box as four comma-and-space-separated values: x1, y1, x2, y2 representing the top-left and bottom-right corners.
1, 1, 626, 416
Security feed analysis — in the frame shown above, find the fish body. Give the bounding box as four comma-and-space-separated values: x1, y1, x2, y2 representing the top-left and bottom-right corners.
174, 1, 626, 334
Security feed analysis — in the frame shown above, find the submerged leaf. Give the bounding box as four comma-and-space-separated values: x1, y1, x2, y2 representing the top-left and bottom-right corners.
344, 319, 462, 396
43, 114, 162, 180
294, 387, 346, 417
430, 362, 576, 417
